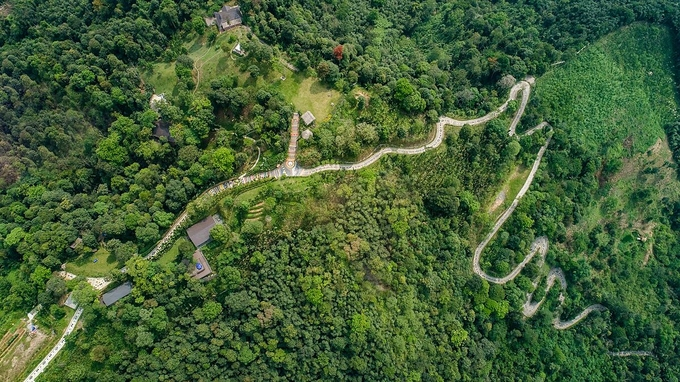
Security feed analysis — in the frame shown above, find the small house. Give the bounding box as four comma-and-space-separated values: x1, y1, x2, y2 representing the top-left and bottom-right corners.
152, 120, 175, 143
232, 42, 245, 56
150, 93, 167, 112
101, 282, 133, 307
213, 5, 242, 32
69, 237, 82, 250
301, 111, 316, 126
301, 129, 313, 140
190, 250, 214, 280
186, 215, 219, 248
64, 293, 77, 310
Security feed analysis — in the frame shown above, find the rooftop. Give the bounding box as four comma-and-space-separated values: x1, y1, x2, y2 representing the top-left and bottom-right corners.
64, 293, 77, 310
186, 215, 218, 248
214, 5, 242, 31
301, 111, 316, 126
301, 129, 313, 140
101, 282, 133, 307
190, 250, 214, 280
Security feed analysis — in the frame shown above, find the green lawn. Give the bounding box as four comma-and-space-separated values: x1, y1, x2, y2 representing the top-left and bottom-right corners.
157, 237, 190, 266
535, 23, 679, 156
274, 72, 341, 122
65, 251, 119, 277
143, 27, 339, 119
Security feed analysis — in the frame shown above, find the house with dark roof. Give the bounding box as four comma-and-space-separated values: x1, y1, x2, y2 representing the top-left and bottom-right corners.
211, 5, 242, 32
190, 250, 214, 280
186, 215, 219, 248
152, 120, 175, 143
101, 282, 132, 307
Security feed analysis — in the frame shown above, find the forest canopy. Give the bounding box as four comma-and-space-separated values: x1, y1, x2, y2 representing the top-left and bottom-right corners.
1, 0, 680, 381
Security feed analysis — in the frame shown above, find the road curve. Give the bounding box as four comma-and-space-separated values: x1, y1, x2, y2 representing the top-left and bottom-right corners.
472, 123, 605, 329
23, 307, 83, 382
141, 78, 604, 330
136, 80, 534, 261
294, 80, 532, 177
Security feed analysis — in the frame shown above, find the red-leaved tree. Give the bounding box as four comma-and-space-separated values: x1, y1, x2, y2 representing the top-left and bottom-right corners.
333, 45, 343, 61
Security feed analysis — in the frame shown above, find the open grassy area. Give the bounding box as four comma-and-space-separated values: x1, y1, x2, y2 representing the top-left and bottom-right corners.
65, 251, 119, 277
535, 23, 679, 156
143, 28, 339, 120
487, 164, 531, 220
144, 28, 251, 95
274, 72, 340, 122
158, 237, 191, 266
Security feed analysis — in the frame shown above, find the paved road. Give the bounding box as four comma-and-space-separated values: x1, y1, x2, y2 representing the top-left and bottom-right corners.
285, 113, 300, 171
23, 307, 83, 382
471, 118, 606, 329
295, 80, 532, 177
139, 78, 605, 331
123, 77, 604, 332
135, 80, 534, 265
608, 351, 653, 357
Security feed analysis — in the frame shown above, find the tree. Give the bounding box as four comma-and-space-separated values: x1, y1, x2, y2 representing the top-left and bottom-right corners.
30, 266, 52, 287
393, 78, 426, 113
46, 277, 67, 298
96, 132, 128, 166
202, 301, 223, 321
71, 281, 98, 306
210, 224, 231, 244
211, 147, 235, 177
240, 220, 263, 240
136, 223, 160, 245
248, 65, 260, 78
333, 45, 344, 61
4, 227, 26, 247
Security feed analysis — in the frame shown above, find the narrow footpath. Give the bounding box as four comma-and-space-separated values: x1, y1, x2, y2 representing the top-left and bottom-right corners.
23, 307, 83, 382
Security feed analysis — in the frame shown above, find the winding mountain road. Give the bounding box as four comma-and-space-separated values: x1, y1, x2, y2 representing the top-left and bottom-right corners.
140, 78, 608, 332
28, 62, 650, 381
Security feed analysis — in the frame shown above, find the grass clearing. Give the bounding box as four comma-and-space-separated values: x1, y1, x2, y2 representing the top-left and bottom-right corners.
143, 28, 339, 119
158, 237, 190, 266
65, 251, 119, 277
274, 73, 341, 122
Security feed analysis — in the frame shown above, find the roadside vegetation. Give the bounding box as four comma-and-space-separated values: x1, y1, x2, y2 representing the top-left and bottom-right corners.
2, 0, 680, 381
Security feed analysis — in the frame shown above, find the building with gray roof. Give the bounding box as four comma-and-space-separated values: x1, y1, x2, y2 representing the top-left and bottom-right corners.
301, 111, 316, 126
186, 215, 219, 248
214, 5, 242, 32
101, 282, 132, 307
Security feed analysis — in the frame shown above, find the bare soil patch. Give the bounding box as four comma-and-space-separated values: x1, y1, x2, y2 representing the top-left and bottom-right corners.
489, 190, 506, 213
0, 324, 51, 381
0, 3, 11, 17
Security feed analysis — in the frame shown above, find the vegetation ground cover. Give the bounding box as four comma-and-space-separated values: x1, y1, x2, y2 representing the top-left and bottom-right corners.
530, 24, 678, 156
64, 252, 119, 278
143, 28, 340, 121
3, 0, 680, 380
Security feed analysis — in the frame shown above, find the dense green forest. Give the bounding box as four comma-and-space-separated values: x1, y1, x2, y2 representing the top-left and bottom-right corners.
1, 0, 680, 380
